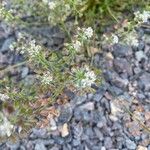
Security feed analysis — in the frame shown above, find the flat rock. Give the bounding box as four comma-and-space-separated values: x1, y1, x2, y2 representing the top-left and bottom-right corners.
1, 37, 15, 53
126, 139, 136, 150
34, 143, 47, 150
113, 58, 133, 75
112, 44, 132, 57
139, 73, 150, 91
135, 51, 147, 62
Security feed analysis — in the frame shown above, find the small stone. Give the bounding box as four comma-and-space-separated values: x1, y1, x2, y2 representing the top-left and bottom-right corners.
34, 143, 47, 150
72, 139, 81, 146
126, 139, 136, 149
93, 93, 103, 102
113, 58, 133, 75
26, 141, 34, 150
112, 76, 129, 90
32, 128, 48, 138
137, 145, 148, 150
71, 95, 87, 106
133, 67, 142, 74
21, 67, 29, 78
79, 102, 95, 111
135, 51, 147, 62
101, 147, 106, 150
94, 127, 104, 141
1, 37, 15, 52
104, 137, 113, 149
60, 123, 69, 137
112, 44, 132, 57
139, 73, 150, 91
6, 141, 20, 150
106, 52, 114, 60
50, 118, 57, 131
110, 101, 123, 121
58, 104, 73, 124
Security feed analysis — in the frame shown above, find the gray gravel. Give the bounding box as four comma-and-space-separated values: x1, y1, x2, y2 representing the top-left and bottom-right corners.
0, 20, 150, 150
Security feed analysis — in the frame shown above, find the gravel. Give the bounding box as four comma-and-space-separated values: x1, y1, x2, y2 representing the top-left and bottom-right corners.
0, 18, 150, 150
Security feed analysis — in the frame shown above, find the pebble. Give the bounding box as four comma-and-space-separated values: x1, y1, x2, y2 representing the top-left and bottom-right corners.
135, 51, 147, 62
137, 145, 148, 150
126, 139, 137, 150
60, 123, 69, 137
113, 58, 133, 75
1, 37, 15, 53
112, 44, 132, 57
34, 143, 47, 150
58, 104, 73, 124
79, 102, 95, 111
21, 67, 29, 78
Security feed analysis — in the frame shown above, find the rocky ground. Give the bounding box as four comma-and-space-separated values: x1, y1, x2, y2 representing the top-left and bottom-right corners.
0, 21, 150, 150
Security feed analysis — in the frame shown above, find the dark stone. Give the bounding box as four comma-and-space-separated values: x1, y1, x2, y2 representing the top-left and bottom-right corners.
58, 104, 73, 124
113, 58, 133, 76
1, 37, 15, 53
139, 73, 150, 91
112, 44, 132, 57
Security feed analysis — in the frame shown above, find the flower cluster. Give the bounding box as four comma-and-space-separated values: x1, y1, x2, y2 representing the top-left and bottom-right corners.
70, 27, 94, 53
41, 71, 53, 85
42, 0, 57, 10
124, 30, 139, 47
77, 27, 94, 40
0, 93, 9, 101
0, 113, 14, 137
83, 27, 94, 39
72, 65, 96, 88
134, 10, 150, 23
10, 33, 42, 58
102, 33, 119, 45
46, 0, 71, 25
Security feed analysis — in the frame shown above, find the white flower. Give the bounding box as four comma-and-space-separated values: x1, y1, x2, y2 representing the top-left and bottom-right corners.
48, 2, 56, 9
72, 65, 96, 88
72, 40, 81, 52
41, 72, 53, 85
112, 34, 119, 44
134, 10, 150, 23
83, 27, 93, 39
0, 93, 9, 101
0, 114, 14, 137
102, 33, 119, 45
125, 30, 139, 47
26, 40, 41, 57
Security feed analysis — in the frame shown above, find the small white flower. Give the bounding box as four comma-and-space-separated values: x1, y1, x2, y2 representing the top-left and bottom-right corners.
0, 93, 9, 101
72, 65, 96, 88
48, 2, 56, 9
102, 33, 118, 45
134, 10, 150, 23
27, 40, 41, 57
72, 40, 81, 52
83, 27, 93, 39
112, 34, 119, 44
124, 30, 139, 47
41, 72, 53, 85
